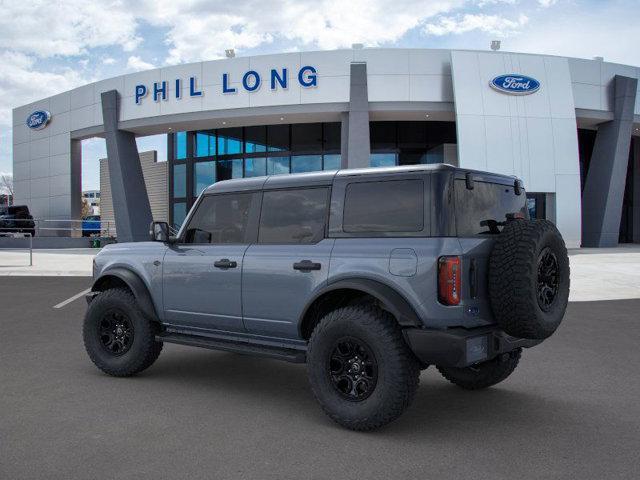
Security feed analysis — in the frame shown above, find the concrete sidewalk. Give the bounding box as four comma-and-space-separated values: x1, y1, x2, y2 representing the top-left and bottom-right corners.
0, 248, 95, 276
0, 245, 639, 301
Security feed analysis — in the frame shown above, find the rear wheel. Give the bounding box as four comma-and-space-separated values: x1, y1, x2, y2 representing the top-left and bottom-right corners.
307, 305, 420, 431
83, 288, 163, 376
437, 349, 521, 390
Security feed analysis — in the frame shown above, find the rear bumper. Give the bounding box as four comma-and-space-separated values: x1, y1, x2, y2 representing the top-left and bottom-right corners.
403, 326, 541, 368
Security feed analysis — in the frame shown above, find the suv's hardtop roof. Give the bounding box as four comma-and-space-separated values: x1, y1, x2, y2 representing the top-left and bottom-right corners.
202, 163, 519, 195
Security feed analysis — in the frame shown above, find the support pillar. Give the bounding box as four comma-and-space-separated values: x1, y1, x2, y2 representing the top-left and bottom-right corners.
582, 75, 638, 247
633, 139, 640, 243
345, 63, 370, 169
101, 90, 153, 242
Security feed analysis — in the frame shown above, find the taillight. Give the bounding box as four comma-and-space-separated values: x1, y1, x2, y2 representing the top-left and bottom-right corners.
438, 256, 461, 306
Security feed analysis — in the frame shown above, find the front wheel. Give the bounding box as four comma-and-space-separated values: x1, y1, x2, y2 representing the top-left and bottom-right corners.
307, 305, 420, 431
437, 348, 522, 390
83, 288, 163, 376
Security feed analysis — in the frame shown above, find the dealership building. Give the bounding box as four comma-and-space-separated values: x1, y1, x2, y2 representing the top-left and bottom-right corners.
11, 48, 640, 247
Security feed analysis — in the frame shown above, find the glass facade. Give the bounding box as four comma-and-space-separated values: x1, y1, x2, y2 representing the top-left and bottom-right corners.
369, 121, 457, 166
168, 123, 342, 227
168, 120, 457, 228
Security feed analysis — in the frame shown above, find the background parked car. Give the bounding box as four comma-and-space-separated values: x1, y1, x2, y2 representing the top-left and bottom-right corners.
0, 205, 35, 236
82, 215, 101, 237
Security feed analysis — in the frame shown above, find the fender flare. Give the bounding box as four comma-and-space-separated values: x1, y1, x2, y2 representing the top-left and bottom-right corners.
92, 267, 159, 321
299, 278, 422, 328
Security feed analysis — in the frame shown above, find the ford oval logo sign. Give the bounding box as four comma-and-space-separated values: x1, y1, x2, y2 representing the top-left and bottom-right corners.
26, 110, 51, 130
490, 74, 540, 95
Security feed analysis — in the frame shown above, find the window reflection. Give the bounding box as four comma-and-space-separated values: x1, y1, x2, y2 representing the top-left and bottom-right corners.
195, 131, 215, 157
245, 157, 267, 177
174, 131, 187, 160
370, 153, 397, 168
172, 202, 187, 230
194, 161, 216, 196
323, 154, 341, 170
218, 128, 243, 155
267, 157, 290, 175
245, 126, 267, 153
217, 159, 243, 180
173, 164, 186, 197
291, 155, 322, 173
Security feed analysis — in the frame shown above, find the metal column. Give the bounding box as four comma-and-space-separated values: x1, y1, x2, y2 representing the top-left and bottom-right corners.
582, 75, 638, 247
101, 90, 153, 242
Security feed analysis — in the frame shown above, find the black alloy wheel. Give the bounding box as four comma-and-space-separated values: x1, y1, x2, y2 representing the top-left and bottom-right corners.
328, 337, 378, 401
98, 310, 134, 356
537, 247, 559, 311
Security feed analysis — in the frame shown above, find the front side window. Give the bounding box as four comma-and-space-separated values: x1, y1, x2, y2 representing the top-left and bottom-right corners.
183, 193, 253, 244
259, 188, 329, 244
343, 180, 424, 233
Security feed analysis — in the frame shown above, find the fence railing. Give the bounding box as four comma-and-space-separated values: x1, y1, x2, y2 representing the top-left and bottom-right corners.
0, 218, 116, 237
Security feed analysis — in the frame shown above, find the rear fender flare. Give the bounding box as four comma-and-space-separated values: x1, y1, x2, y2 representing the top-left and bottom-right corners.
300, 278, 422, 329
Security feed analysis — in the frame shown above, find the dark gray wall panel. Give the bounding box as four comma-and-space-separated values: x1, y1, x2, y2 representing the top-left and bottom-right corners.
346, 63, 370, 168
582, 75, 638, 247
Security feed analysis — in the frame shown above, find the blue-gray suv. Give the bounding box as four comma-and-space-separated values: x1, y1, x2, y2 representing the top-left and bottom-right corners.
83, 164, 570, 430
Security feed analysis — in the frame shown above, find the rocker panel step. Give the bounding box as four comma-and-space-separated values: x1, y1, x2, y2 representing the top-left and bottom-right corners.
157, 332, 307, 363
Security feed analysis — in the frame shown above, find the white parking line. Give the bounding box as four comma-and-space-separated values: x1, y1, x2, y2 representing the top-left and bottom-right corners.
53, 288, 91, 309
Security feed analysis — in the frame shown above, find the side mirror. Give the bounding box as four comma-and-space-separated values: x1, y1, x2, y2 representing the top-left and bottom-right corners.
514, 179, 524, 196
150, 221, 170, 242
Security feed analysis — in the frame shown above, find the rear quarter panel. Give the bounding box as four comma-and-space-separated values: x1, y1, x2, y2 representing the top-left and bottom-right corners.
329, 237, 492, 329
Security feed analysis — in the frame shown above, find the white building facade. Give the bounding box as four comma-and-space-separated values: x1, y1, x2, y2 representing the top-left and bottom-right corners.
12, 48, 640, 247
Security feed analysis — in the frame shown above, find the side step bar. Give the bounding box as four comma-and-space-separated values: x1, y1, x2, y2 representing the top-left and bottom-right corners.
157, 332, 307, 363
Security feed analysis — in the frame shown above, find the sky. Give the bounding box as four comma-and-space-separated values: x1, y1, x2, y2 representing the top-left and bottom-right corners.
0, 0, 639, 191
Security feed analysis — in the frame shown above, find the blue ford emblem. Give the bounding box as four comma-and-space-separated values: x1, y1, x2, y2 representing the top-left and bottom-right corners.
26, 110, 51, 130
490, 74, 540, 95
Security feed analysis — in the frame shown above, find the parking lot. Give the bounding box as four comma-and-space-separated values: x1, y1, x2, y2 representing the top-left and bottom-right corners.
1, 276, 640, 479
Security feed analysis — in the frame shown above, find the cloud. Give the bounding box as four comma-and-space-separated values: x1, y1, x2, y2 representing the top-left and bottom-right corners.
102, 57, 117, 65
424, 13, 529, 36
507, 9, 640, 66
0, 51, 87, 125
0, 0, 141, 57
135, 0, 465, 64
126, 56, 156, 72
538, 0, 558, 7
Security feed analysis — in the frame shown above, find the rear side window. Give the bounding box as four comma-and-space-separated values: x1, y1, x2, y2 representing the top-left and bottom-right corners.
183, 193, 253, 244
259, 188, 329, 244
455, 180, 528, 236
343, 180, 424, 233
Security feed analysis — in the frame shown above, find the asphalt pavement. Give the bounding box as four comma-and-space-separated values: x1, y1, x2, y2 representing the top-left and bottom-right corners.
1, 277, 639, 480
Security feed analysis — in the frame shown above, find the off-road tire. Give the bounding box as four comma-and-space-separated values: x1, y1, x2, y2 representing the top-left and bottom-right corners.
83, 288, 163, 376
489, 219, 569, 340
437, 348, 521, 390
307, 305, 420, 431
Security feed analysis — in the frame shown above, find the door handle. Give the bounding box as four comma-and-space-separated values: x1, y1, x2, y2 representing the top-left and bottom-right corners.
293, 260, 321, 271
214, 258, 237, 269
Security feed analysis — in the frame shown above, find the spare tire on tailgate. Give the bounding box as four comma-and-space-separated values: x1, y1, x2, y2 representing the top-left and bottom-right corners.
488, 219, 570, 340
